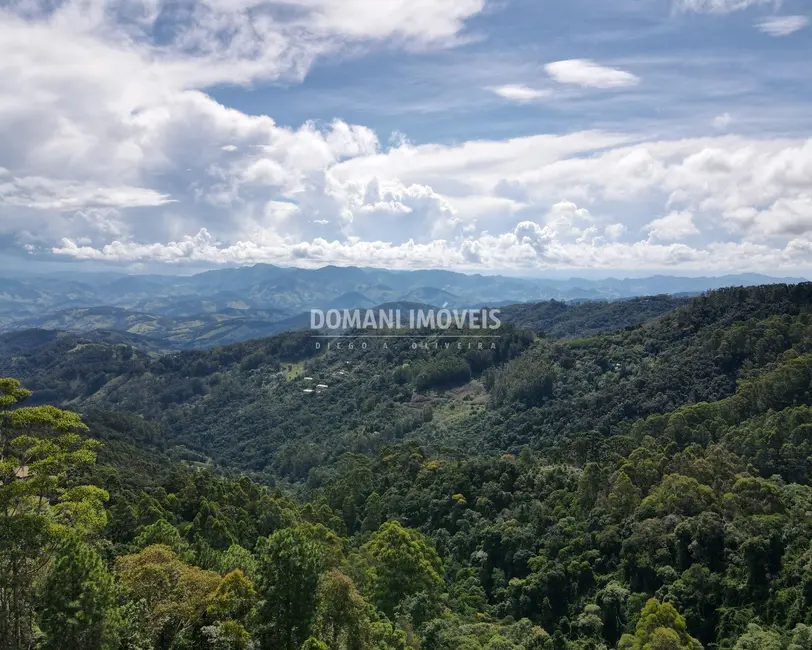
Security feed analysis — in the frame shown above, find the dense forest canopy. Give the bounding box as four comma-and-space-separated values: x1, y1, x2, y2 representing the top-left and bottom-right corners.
2, 282, 812, 650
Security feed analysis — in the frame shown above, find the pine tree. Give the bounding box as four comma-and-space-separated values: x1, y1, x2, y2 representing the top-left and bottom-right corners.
38, 536, 120, 650
0, 378, 107, 650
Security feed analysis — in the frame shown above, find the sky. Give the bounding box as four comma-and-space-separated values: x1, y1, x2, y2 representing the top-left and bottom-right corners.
1, 0, 811, 276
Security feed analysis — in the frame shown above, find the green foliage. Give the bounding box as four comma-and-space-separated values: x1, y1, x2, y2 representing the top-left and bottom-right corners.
415, 357, 473, 391
0, 378, 107, 650
115, 544, 222, 647
313, 570, 372, 650
256, 528, 324, 650
733, 624, 783, 650
5, 282, 812, 650
619, 599, 701, 650
498, 296, 691, 339
359, 521, 444, 619
38, 536, 120, 650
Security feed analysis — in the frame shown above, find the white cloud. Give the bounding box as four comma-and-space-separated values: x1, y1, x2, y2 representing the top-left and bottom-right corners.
0, 0, 481, 193
350, 179, 462, 241
545, 200, 594, 238
756, 196, 812, 236
0, 176, 174, 211
545, 59, 639, 89
712, 113, 733, 130
605, 223, 627, 241
756, 16, 810, 36
26, 129, 812, 271
50, 225, 812, 274
331, 131, 631, 190
487, 84, 551, 102
2, 0, 812, 275
645, 211, 700, 241
677, 0, 774, 14
297, 0, 487, 46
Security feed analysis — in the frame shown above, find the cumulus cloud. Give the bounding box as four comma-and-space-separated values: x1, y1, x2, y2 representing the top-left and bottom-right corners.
545, 60, 639, 89
0, 0, 478, 198
51, 225, 812, 274
605, 223, 627, 241
545, 200, 594, 238
487, 84, 551, 102
645, 211, 700, 241
756, 16, 810, 36
22, 126, 812, 272
350, 179, 462, 241
756, 196, 812, 236
2, 0, 812, 275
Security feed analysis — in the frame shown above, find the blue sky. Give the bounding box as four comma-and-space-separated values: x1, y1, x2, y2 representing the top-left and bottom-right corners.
0, 0, 811, 276
214, 0, 811, 142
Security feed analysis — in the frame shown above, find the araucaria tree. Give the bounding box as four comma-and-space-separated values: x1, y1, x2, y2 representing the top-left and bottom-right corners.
0, 378, 109, 650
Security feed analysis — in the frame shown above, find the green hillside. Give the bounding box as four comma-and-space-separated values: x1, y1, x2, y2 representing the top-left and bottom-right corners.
0, 295, 689, 352
3, 283, 812, 650
0, 305, 303, 350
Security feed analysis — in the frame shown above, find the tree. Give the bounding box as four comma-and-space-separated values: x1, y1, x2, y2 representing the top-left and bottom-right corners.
300, 639, 328, 650
639, 475, 713, 519
359, 521, 444, 618
219, 545, 259, 580
596, 582, 629, 647
115, 544, 222, 647
618, 599, 702, 650
577, 604, 604, 640
208, 574, 248, 617
606, 471, 641, 521
578, 463, 604, 513
733, 624, 783, 650
314, 571, 371, 650
0, 378, 107, 650
255, 528, 323, 650
202, 620, 256, 650
132, 518, 190, 556
207, 569, 257, 639
324, 454, 373, 534
38, 536, 120, 650
788, 624, 812, 650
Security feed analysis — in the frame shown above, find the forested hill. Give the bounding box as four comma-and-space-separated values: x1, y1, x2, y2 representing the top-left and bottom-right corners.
0, 294, 689, 352
1, 283, 809, 478
497, 294, 691, 338
3, 282, 812, 650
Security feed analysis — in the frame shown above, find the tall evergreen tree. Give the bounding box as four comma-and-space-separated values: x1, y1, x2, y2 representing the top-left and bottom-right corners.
0, 378, 107, 650
256, 528, 323, 650
38, 536, 119, 650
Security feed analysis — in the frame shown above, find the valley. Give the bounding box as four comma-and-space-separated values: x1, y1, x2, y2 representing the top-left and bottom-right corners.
4, 280, 812, 650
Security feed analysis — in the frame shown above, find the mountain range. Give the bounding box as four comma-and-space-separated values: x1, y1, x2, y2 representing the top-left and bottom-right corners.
0, 265, 804, 349
4, 281, 812, 650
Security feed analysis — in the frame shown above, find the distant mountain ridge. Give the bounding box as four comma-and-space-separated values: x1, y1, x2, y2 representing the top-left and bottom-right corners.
0, 265, 804, 343
0, 295, 706, 353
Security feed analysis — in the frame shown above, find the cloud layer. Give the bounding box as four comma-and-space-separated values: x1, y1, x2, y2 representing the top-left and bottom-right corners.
1, 0, 811, 275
